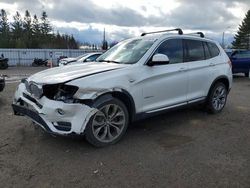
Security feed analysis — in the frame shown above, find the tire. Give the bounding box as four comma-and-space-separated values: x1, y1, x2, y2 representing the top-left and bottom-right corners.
85, 97, 129, 147
206, 82, 228, 114
245, 71, 249, 78
0, 62, 8, 70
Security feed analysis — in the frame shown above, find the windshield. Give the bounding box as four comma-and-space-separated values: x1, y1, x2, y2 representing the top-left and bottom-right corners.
97, 38, 155, 64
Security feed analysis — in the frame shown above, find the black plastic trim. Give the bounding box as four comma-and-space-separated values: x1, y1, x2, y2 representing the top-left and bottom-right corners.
133, 97, 206, 121
12, 104, 52, 132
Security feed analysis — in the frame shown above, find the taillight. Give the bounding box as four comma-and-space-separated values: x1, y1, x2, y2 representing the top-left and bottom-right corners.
227, 60, 232, 68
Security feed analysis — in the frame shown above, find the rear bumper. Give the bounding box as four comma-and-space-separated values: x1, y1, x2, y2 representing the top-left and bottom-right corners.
12, 83, 98, 135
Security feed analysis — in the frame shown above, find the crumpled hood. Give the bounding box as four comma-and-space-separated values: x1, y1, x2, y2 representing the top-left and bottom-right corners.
28, 62, 126, 84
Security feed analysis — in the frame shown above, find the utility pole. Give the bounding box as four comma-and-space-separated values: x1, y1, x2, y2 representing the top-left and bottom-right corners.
102, 28, 108, 50
222, 31, 225, 49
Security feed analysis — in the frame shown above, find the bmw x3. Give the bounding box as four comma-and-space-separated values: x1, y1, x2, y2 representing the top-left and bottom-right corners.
12, 29, 233, 147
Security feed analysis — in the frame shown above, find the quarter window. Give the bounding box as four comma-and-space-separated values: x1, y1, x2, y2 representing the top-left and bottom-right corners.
203, 42, 211, 59
207, 42, 220, 58
155, 39, 183, 64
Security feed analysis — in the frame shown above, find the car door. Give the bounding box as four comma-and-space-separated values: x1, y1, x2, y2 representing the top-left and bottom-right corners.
231, 51, 250, 73
184, 40, 216, 101
141, 39, 188, 113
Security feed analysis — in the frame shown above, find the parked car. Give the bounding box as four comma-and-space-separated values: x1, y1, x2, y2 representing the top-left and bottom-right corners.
227, 49, 250, 77
0, 76, 5, 92
58, 53, 102, 66
12, 28, 232, 147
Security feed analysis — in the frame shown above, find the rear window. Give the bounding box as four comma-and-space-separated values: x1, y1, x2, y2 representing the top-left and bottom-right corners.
185, 39, 205, 62
207, 42, 220, 58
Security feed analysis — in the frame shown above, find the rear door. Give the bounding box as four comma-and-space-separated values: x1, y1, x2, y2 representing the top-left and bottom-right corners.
231, 51, 250, 73
184, 39, 215, 101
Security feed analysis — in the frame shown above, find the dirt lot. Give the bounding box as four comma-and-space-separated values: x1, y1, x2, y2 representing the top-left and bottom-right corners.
0, 67, 250, 188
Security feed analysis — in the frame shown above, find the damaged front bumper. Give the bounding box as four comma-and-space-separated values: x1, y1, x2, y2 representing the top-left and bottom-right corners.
12, 83, 97, 135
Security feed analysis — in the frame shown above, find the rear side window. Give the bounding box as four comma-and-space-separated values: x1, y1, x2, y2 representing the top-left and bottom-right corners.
207, 42, 220, 58
155, 39, 183, 64
185, 39, 205, 62
203, 42, 211, 59
233, 51, 250, 58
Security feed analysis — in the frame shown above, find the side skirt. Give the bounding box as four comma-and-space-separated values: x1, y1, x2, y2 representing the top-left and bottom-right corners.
133, 97, 206, 122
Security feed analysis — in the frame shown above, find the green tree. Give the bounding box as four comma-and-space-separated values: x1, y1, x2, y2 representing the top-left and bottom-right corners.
232, 10, 250, 49
12, 11, 23, 39
23, 10, 32, 47
0, 9, 11, 47
40, 11, 52, 36
31, 14, 40, 48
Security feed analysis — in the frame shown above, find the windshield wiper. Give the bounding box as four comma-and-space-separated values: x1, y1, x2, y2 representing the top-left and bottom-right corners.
98, 60, 121, 64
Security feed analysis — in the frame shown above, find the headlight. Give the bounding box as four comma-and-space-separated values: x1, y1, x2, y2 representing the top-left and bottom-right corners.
52, 85, 78, 103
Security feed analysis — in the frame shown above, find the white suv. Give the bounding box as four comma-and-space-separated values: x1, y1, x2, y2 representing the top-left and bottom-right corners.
12, 29, 232, 147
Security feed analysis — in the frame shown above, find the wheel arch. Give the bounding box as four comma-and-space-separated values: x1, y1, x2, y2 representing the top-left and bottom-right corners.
89, 88, 136, 122
207, 76, 230, 97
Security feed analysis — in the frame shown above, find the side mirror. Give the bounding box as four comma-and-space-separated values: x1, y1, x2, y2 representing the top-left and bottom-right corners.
148, 53, 170, 66
85, 58, 92, 62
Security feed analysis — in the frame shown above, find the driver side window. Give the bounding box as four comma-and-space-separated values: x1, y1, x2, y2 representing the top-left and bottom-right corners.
155, 39, 183, 64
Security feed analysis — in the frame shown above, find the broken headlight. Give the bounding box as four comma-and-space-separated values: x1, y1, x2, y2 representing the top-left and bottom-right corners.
43, 84, 78, 103
53, 85, 78, 103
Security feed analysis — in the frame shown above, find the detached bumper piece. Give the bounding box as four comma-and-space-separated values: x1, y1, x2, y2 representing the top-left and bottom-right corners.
12, 104, 52, 133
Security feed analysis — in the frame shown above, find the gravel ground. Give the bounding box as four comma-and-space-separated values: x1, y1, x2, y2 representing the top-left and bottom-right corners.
0, 67, 250, 188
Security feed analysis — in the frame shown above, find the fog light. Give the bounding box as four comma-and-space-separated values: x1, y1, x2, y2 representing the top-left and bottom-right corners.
57, 108, 65, 115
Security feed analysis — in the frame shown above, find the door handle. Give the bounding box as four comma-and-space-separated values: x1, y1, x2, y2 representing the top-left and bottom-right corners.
209, 63, 215, 67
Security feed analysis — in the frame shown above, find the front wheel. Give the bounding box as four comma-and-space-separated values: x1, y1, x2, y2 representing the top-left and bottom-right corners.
85, 97, 129, 147
206, 83, 228, 114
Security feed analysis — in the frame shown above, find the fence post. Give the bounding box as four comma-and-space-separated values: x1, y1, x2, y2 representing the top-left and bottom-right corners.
18, 50, 21, 66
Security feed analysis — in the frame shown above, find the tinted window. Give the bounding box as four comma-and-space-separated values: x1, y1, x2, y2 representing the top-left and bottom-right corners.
207, 42, 220, 57
203, 42, 211, 59
86, 54, 100, 61
233, 51, 250, 58
185, 39, 205, 62
155, 39, 183, 64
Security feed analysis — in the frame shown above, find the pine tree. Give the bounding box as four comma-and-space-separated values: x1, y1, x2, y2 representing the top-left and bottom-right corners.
12, 11, 23, 39
0, 9, 12, 47
40, 11, 52, 35
0, 9, 79, 49
31, 14, 40, 48
0, 9, 9, 35
23, 10, 32, 47
232, 10, 250, 49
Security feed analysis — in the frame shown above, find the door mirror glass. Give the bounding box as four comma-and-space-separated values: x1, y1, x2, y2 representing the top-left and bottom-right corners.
149, 53, 169, 66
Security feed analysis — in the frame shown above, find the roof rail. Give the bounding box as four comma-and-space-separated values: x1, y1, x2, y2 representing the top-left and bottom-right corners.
186, 32, 205, 38
141, 28, 183, 37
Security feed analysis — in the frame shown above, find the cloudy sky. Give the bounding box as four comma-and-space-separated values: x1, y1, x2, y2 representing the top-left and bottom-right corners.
0, 0, 249, 45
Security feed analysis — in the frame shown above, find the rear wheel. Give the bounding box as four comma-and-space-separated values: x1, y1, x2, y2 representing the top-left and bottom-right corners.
85, 97, 129, 147
206, 82, 228, 114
